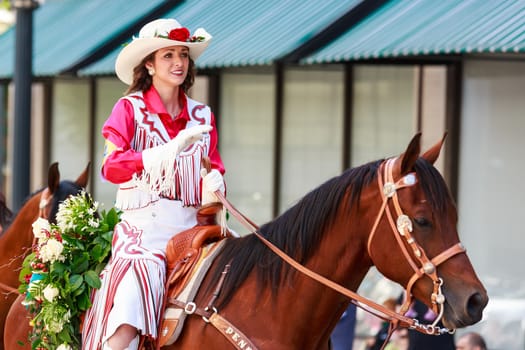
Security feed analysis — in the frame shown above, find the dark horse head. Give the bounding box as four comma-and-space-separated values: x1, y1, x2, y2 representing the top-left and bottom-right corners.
0, 192, 13, 234
43, 162, 90, 223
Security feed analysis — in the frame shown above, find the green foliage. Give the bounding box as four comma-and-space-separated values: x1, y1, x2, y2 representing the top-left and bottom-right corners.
19, 192, 121, 350
0, 1, 10, 10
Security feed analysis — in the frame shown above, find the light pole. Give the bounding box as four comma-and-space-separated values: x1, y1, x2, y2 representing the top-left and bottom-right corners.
10, 0, 39, 211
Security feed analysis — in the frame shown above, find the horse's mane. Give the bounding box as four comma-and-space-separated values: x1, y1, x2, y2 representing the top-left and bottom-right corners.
207, 159, 380, 307
208, 157, 452, 308
415, 158, 453, 214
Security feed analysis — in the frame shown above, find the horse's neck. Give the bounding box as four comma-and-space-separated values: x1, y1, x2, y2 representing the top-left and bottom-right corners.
0, 196, 38, 283
229, 229, 370, 347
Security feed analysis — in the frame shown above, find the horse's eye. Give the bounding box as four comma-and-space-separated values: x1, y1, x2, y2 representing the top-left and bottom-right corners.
414, 217, 432, 228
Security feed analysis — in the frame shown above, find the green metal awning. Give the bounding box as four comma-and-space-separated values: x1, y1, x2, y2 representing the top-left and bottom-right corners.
0, 0, 172, 78
5, 0, 522, 78
80, 0, 364, 75
304, 0, 525, 64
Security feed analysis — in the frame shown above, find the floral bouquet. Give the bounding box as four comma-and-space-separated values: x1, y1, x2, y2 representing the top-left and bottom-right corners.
19, 192, 120, 349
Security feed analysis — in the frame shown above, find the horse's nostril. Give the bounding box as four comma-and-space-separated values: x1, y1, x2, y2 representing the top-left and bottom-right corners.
467, 292, 488, 321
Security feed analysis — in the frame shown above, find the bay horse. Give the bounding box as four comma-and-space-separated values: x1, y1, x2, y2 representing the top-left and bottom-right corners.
5, 134, 489, 350
167, 133, 488, 349
0, 162, 89, 350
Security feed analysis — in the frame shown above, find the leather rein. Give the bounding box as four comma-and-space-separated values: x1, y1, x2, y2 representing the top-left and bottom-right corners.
0, 188, 53, 296
215, 157, 465, 336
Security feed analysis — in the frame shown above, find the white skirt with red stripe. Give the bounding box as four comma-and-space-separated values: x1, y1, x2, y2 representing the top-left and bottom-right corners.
82, 199, 197, 349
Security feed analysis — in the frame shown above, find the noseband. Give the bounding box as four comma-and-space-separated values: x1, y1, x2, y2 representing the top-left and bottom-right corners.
367, 157, 466, 333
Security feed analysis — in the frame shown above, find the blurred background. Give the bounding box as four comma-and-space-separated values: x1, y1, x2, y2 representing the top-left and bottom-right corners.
1, 1, 524, 349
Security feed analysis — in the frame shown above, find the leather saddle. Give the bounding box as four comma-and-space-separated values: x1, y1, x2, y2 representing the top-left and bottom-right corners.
158, 202, 231, 346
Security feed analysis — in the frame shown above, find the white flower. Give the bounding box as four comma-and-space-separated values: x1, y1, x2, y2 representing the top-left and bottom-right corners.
88, 218, 100, 228
56, 200, 75, 232
39, 238, 64, 263
57, 344, 72, 350
45, 318, 64, 333
56, 208, 74, 232
32, 217, 50, 240
194, 27, 212, 41
42, 285, 59, 302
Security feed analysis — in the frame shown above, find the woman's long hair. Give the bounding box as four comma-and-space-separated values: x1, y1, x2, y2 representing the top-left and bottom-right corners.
125, 51, 196, 95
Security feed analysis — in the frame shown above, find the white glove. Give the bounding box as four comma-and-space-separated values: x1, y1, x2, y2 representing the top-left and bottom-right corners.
171, 124, 213, 154
201, 169, 225, 205
142, 125, 212, 172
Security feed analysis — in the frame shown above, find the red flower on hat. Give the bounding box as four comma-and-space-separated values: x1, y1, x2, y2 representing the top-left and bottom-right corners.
168, 27, 190, 42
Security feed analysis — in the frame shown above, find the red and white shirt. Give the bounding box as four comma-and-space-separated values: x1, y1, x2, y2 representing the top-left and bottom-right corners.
102, 86, 225, 208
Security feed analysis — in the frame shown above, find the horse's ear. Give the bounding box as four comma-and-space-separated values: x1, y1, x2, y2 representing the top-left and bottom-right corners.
75, 162, 91, 189
48, 162, 60, 194
398, 133, 422, 175
421, 133, 447, 165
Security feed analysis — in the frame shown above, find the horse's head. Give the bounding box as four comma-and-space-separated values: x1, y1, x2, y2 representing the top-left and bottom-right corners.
0, 192, 13, 234
39, 162, 91, 222
367, 133, 488, 330
0, 162, 91, 290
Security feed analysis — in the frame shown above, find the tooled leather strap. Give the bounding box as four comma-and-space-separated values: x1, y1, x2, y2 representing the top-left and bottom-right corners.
432, 243, 465, 266
366, 158, 465, 332
251, 230, 418, 327
214, 192, 420, 329
367, 167, 421, 274
405, 242, 466, 305
168, 298, 258, 350
167, 262, 259, 350
387, 159, 461, 319
208, 313, 258, 350
383, 159, 443, 315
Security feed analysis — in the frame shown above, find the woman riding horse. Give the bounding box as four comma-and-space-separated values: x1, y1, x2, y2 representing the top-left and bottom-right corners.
82, 18, 226, 350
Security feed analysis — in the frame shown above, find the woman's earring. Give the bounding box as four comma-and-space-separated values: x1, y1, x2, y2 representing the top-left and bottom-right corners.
147, 67, 155, 76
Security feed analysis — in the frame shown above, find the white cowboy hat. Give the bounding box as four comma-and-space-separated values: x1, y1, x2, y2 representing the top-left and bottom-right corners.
115, 18, 212, 85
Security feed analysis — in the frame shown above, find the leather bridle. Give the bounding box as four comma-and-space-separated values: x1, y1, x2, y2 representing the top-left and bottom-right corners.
366, 157, 465, 333
216, 156, 466, 335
